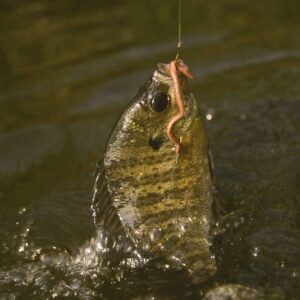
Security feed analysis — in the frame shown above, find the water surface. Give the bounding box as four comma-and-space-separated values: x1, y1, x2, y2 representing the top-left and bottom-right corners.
0, 0, 299, 299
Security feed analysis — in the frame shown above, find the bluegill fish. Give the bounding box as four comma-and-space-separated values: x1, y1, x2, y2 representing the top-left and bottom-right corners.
92, 60, 216, 283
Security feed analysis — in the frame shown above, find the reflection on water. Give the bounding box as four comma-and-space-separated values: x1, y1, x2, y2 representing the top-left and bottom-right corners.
0, 0, 299, 298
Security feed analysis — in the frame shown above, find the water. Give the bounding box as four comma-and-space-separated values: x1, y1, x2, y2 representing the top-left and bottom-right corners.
0, 0, 299, 299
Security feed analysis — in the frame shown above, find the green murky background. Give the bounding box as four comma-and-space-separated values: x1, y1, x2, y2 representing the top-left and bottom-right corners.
0, 0, 299, 299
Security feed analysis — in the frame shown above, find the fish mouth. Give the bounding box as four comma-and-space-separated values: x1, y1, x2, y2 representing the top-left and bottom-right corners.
157, 63, 171, 77
154, 62, 190, 90
153, 63, 172, 84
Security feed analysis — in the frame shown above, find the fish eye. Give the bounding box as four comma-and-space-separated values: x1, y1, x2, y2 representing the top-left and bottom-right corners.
150, 92, 170, 112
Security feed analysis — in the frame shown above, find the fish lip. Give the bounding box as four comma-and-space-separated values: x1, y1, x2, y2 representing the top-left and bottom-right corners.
153, 63, 172, 85
157, 63, 170, 76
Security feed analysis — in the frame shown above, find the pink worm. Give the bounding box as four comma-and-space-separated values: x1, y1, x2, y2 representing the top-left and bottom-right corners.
167, 59, 194, 156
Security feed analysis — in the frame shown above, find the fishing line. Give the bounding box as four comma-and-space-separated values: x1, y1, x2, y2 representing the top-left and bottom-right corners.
176, 0, 182, 60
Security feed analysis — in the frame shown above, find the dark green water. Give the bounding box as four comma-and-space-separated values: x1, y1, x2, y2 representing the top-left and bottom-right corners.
0, 0, 299, 299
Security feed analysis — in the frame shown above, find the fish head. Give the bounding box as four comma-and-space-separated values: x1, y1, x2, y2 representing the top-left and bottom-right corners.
103, 62, 216, 283
106, 62, 197, 154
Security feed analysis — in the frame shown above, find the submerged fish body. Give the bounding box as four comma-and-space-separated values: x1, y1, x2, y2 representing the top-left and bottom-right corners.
92, 62, 216, 282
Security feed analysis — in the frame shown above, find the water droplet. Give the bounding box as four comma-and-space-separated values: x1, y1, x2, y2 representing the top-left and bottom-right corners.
18, 207, 27, 215
85, 247, 91, 255
143, 243, 150, 251
206, 108, 214, 121
291, 271, 298, 278
233, 221, 239, 228
206, 113, 213, 121
252, 247, 260, 257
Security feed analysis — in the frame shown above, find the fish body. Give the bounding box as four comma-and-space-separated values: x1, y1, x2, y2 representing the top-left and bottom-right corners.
92, 62, 216, 282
